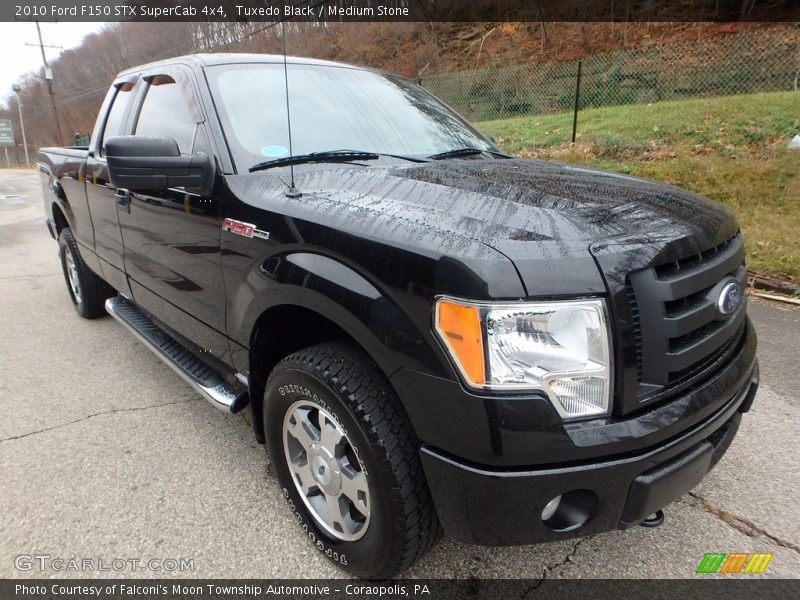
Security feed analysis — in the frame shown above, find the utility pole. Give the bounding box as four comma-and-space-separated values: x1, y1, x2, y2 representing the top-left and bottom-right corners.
28, 21, 64, 145
12, 84, 30, 167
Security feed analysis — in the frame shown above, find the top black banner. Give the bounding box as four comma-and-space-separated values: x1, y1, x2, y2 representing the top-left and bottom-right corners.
6, 0, 800, 23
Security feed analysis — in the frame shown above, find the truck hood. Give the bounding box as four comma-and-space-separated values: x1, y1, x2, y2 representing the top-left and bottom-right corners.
229, 158, 738, 297
393, 158, 738, 295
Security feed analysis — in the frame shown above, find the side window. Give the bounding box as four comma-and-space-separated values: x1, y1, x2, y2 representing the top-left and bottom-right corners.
134, 75, 197, 154
100, 84, 133, 156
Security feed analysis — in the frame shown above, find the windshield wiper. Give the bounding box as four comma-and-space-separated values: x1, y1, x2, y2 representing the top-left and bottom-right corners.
428, 147, 513, 160
249, 150, 380, 173
249, 149, 429, 173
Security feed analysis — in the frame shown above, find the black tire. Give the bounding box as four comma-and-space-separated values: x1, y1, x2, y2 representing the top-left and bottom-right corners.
263, 342, 441, 578
58, 228, 114, 319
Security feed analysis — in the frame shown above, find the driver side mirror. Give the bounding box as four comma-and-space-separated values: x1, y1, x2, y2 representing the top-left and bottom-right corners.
105, 136, 215, 196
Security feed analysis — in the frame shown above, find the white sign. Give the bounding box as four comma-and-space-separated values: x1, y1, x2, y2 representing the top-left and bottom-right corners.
0, 120, 15, 147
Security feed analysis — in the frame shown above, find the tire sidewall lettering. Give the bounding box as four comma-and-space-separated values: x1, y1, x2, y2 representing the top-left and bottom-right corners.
281, 486, 348, 565
266, 366, 394, 575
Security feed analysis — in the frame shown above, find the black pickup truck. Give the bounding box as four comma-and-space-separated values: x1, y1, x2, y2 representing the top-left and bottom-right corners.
38, 54, 758, 577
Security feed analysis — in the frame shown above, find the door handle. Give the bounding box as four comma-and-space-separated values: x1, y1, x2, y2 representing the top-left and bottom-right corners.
115, 188, 131, 213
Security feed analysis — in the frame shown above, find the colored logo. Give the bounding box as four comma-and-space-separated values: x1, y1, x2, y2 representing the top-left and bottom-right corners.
221, 218, 270, 240
696, 552, 773, 574
717, 281, 742, 316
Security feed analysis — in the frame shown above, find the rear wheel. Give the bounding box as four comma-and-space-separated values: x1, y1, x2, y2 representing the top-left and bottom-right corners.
263, 342, 441, 577
58, 228, 114, 318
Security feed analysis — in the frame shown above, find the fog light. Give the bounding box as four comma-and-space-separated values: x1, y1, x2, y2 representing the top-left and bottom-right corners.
541, 489, 598, 532
541, 494, 562, 521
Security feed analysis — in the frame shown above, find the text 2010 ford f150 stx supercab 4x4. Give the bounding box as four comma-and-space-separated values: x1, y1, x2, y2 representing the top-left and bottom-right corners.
38, 54, 758, 577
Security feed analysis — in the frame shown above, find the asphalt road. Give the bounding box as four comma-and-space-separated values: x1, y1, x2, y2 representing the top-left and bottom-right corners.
1, 168, 798, 580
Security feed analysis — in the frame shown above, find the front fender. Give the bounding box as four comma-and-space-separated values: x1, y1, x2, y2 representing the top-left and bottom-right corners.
230, 249, 448, 381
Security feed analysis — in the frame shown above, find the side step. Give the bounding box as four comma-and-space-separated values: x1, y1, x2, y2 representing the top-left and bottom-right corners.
105, 297, 248, 413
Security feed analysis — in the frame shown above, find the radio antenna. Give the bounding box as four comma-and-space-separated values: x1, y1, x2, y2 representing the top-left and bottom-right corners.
282, 20, 301, 198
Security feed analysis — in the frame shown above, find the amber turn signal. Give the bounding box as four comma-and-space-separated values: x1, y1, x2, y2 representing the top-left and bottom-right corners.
435, 299, 486, 386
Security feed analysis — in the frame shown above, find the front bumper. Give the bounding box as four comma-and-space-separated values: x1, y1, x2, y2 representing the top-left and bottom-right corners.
410, 321, 758, 546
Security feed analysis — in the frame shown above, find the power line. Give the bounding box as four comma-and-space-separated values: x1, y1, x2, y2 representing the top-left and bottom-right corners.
28, 2, 301, 103
58, 76, 118, 97
193, 0, 326, 52
21, 4, 332, 114
55, 86, 109, 106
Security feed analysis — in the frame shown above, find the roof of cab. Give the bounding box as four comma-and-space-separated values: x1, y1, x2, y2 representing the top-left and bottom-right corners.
117, 53, 373, 78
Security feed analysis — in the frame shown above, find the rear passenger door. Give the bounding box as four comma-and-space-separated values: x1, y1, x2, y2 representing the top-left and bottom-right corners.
85, 78, 137, 295
117, 67, 230, 362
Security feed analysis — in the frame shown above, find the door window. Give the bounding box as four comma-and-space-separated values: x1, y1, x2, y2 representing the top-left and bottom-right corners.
134, 75, 197, 154
100, 83, 133, 156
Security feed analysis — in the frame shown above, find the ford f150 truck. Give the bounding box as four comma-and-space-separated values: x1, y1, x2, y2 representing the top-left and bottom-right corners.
38, 54, 758, 578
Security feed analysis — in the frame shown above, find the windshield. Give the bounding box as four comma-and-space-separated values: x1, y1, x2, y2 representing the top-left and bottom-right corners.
207, 62, 496, 171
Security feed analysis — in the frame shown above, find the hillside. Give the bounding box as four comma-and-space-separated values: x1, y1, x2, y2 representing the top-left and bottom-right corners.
0, 21, 787, 147
479, 92, 800, 281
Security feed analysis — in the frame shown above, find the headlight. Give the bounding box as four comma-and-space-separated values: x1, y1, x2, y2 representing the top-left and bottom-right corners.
434, 297, 612, 419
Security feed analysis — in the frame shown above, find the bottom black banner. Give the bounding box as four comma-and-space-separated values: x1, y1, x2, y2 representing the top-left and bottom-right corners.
2, 579, 799, 600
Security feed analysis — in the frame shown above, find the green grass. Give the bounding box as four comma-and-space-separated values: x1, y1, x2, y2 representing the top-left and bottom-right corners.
478, 92, 800, 281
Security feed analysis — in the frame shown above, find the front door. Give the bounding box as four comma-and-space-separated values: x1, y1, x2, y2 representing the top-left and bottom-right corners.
116, 67, 230, 363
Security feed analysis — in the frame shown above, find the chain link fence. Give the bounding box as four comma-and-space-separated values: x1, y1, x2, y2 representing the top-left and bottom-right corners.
422, 27, 800, 133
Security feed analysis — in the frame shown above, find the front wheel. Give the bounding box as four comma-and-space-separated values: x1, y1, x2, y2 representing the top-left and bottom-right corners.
263, 342, 441, 577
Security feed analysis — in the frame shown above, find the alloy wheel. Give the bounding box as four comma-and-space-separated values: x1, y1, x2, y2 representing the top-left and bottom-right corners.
282, 400, 371, 541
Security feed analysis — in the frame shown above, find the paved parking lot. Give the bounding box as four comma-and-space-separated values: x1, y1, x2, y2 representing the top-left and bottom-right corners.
1, 168, 798, 579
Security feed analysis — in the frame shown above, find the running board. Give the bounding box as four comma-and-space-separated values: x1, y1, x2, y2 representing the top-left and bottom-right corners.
105, 297, 248, 413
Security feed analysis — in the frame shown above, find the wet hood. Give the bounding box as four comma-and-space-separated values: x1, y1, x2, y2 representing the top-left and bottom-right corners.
394, 158, 739, 295
229, 158, 738, 297
394, 158, 734, 243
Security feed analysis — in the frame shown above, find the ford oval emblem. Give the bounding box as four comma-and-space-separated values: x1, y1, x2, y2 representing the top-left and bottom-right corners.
718, 281, 742, 316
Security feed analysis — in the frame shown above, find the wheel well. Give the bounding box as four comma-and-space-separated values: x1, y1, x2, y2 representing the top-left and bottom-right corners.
52, 202, 69, 234
249, 305, 357, 442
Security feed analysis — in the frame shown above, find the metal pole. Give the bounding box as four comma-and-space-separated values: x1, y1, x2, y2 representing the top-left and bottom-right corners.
572, 60, 583, 144
4, 148, 9, 167
35, 21, 64, 145
14, 89, 31, 167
